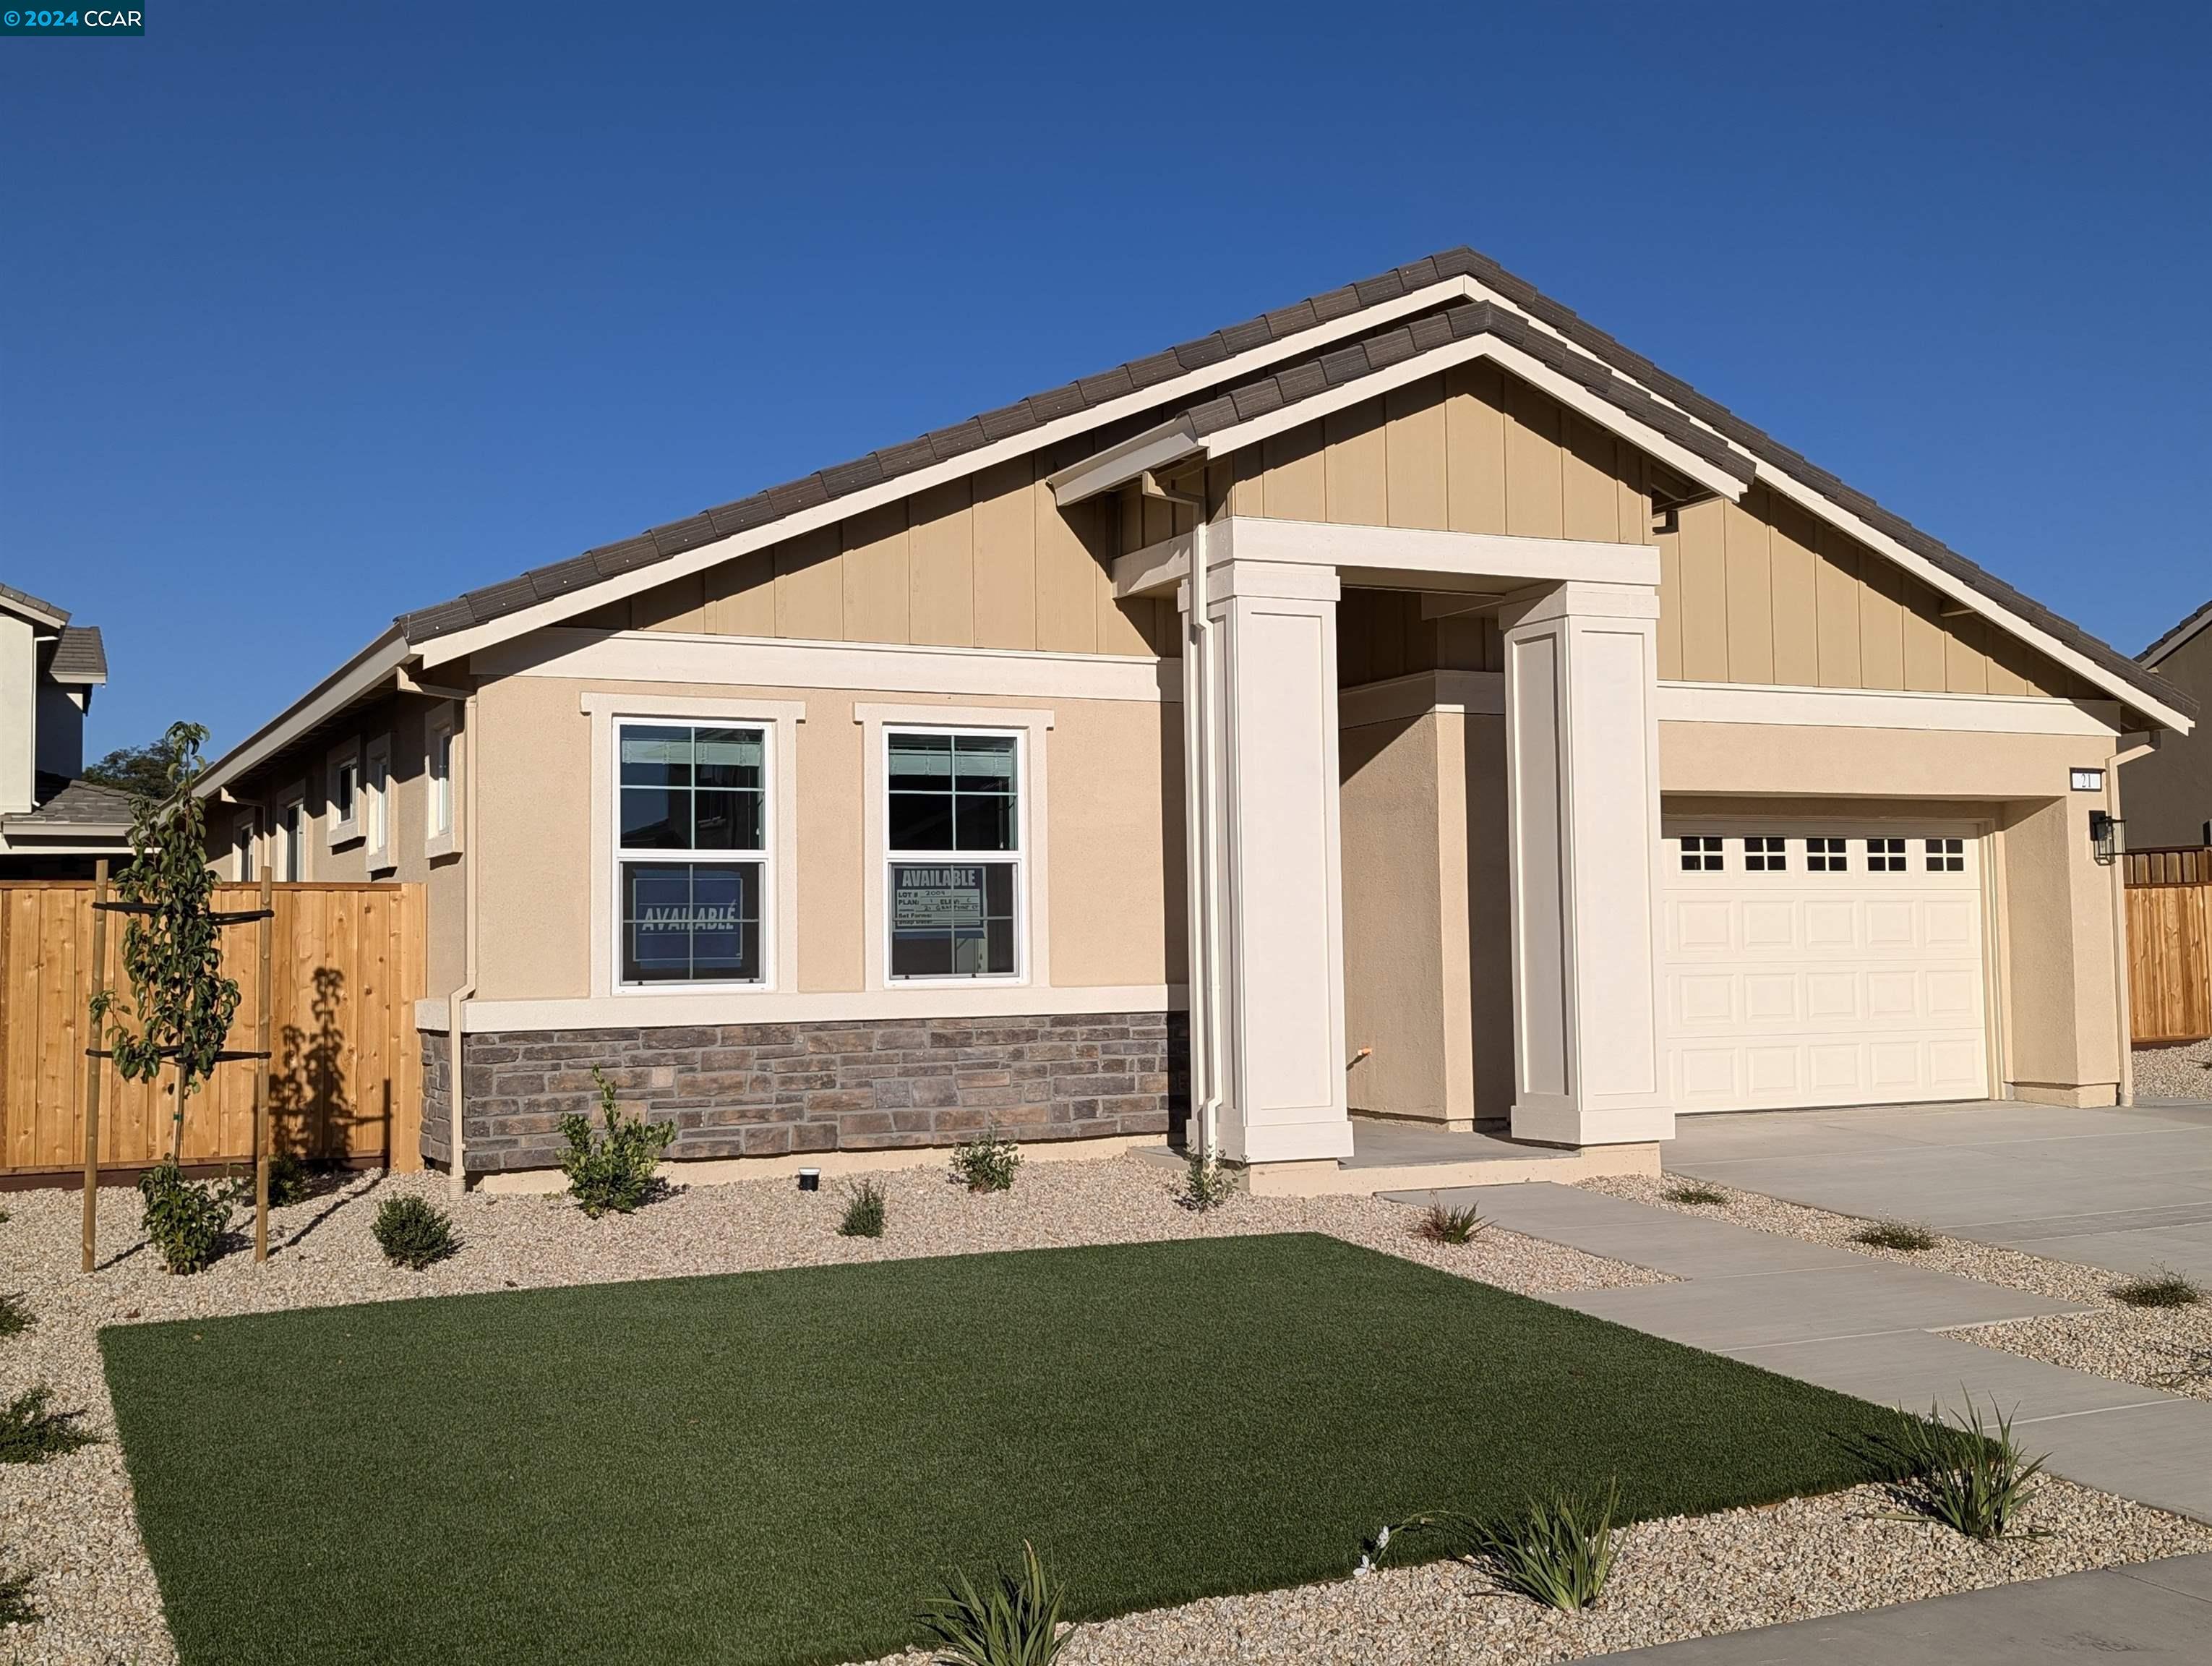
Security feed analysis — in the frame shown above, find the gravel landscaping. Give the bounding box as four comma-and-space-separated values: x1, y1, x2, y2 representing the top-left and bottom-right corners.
0, 1155, 1651, 1666
2135, 1039, 2212, 1101
854, 1475, 2212, 1666
1585, 1172, 2212, 1407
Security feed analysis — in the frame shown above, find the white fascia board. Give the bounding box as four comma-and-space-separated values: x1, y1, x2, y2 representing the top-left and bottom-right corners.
1044, 417, 1202, 506
1113, 518, 1659, 599
1657, 679, 2125, 738
413, 278, 1488, 670
197, 628, 412, 799
1751, 464, 2193, 735
1176, 331, 1749, 509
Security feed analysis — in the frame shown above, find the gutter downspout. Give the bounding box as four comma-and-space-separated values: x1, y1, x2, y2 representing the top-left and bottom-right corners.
2108, 732, 2156, 1108
1144, 472, 1222, 1171
446, 691, 480, 1197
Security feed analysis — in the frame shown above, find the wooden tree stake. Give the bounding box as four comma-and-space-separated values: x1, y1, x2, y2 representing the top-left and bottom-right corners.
81, 858, 111, 1275
253, 866, 274, 1262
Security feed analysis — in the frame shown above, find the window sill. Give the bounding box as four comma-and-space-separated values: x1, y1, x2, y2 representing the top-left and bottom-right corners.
426, 831, 460, 861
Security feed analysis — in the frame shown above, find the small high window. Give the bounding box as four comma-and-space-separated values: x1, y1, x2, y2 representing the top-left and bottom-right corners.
1865, 837, 1907, 873
1678, 835, 1723, 872
1743, 836, 1788, 873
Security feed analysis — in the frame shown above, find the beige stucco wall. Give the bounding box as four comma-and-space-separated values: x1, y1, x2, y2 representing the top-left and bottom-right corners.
1337, 704, 1512, 1127
466, 672, 1179, 1004
2121, 626, 2212, 849
0, 612, 35, 816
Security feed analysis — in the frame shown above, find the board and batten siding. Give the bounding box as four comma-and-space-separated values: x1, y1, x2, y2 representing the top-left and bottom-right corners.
587, 441, 1181, 659
551, 352, 2088, 705
1655, 487, 2091, 700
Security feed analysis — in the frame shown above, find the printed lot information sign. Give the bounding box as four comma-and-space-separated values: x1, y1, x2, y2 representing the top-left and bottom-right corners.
893, 865, 986, 928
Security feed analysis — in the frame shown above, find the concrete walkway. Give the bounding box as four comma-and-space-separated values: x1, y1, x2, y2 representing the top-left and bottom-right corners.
1388, 1181, 2212, 1523
1668, 1099, 2212, 1283
1604, 1552, 2212, 1662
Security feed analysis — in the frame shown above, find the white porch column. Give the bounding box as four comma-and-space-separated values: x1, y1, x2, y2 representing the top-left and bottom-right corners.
1500, 580, 1673, 1146
1188, 556, 1354, 1164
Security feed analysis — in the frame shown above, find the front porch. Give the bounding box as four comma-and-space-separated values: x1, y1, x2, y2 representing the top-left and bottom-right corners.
1107, 511, 1681, 1171
1139, 1114, 1661, 1196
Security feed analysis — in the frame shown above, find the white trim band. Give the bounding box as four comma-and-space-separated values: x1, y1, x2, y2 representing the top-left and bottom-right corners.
418, 983, 1186, 1033
1656, 680, 2125, 737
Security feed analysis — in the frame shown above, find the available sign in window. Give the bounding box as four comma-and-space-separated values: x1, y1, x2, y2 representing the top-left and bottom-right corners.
890, 861, 1015, 977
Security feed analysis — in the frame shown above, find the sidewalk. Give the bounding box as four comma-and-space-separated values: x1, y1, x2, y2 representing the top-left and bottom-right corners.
1390, 1182, 2212, 1523
1605, 1552, 2212, 1661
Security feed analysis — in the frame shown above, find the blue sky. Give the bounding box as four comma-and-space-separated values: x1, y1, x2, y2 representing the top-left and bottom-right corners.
4, 2, 2208, 757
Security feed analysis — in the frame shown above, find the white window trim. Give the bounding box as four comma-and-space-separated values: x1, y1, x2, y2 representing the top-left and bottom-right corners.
878, 725, 1029, 987
276, 784, 307, 882
233, 809, 262, 883
582, 693, 803, 1001
325, 739, 362, 847
425, 703, 459, 860
362, 734, 394, 873
854, 702, 1053, 996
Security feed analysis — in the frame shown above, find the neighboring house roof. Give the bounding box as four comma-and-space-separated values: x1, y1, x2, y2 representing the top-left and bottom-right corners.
0, 581, 69, 630
4, 774, 133, 832
2143, 598, 2212, 668
203, 244, 2195, 797
44, 624, 108, 685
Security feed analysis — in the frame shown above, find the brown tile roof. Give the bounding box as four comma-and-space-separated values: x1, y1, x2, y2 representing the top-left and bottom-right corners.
45, 625, 107, 683
8, 775, 132, 829
385, 244, 2188, 720
0, 580, 69, 626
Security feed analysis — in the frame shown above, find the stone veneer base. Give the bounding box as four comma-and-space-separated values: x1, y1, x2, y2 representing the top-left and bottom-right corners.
420, 1011, 1186, 1174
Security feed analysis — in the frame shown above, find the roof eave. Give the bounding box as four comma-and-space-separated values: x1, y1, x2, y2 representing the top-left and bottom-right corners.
197, 625, 414, 800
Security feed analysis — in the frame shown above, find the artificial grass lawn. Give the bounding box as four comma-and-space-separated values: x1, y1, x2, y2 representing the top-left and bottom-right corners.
103, 1233, 1917, 1666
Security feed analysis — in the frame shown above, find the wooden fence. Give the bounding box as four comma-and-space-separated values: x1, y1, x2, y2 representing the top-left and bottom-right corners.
2125, 849, 2212, 1046
0, 882, 425, 1179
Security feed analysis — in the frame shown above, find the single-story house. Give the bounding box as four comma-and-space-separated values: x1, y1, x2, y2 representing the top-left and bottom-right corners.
197, 246, 2194, 1185
2122, 599, 2212, 849
1, 580, 130, 876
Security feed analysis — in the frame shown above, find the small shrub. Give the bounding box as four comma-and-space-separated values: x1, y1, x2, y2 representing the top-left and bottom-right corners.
373, 1196, 458, 1270
951, 1128, 1022, 1194
1877, 1396, 2046, 1540
1853, 1218, 1937, 1253
0, 1558, 33, 1628
2112, 1266, 2203, 1309
560, 1067, 676, 1218
1180, 1153, 1238, 1213
1374, 1482, 1619, 1612
0, 1293, 28, 1341
265, 1148, 317, 1208
1662, 1182, 1728, 1208
136, 1161, 233, 1275
0, 1387, 96, 1466
1417, 1197, 1486, 1244
918, 1539, 1066, 1666
1473, 1485, 1618, 1610
839, 1178, 887, 1239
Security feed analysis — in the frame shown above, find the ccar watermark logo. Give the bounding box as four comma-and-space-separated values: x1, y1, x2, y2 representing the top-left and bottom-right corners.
2, 8, 144, 33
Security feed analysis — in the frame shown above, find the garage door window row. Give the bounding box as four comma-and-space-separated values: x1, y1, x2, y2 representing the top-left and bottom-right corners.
1676, 836, 1967, 874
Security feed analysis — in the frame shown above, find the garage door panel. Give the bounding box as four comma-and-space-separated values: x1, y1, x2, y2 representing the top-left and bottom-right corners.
1662, 828, 1987, 1113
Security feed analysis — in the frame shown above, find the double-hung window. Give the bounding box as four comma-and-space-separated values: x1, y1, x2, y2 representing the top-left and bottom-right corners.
617, 722, 768, 986
278, 794, 306, 881
363, 735, 393, 871
886, 729, 1021, 979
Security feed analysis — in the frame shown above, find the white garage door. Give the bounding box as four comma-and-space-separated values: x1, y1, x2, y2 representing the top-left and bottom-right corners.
1662, 829, 1989, 1112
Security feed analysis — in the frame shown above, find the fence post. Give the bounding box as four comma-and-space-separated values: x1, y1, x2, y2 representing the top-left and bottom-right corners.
81, 859, 111, 1275
253, 868, 274, 1263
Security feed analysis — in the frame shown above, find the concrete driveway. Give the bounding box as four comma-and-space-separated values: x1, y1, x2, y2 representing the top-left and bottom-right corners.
1668, 1098, 2212, 1283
